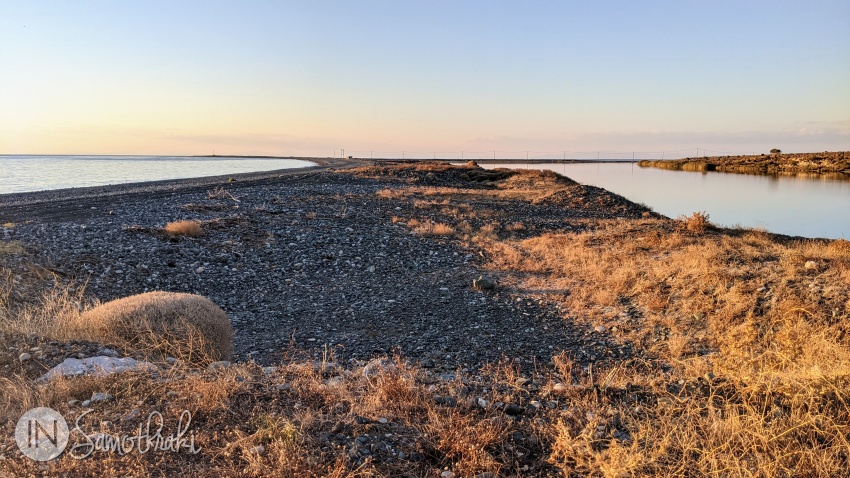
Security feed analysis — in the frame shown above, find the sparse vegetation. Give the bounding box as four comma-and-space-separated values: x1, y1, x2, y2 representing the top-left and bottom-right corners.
73, 291, 233, 363
163, 219, 203, 237
680, 210, 711, 233
2, 161, 848, 476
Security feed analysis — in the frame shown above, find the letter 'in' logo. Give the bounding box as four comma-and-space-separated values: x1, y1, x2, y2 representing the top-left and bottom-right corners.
15, 407, 69, 461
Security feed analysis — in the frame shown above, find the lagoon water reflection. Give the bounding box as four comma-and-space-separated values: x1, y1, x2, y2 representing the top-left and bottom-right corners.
484, 162, 849, 239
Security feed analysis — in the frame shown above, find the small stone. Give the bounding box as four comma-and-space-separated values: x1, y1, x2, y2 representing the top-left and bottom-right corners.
441, 471, 455, 478
123, 409, 142, 422
363, 358, 396, 379
552, 382, 569, 394
398, 451, 407, 460
249, 445, 265, 455
81, 400, 91, 407
207, 361, 230, 372
354, 415, 372, 425
196, 266, 205, 273
529, 400, 542, 409
68, 399, 80, 406
262, 366, 278, 375
804, 260, 818, 270
657, 397, 675, 407
166, 391, 179, 398
594, 325, 607, 333
166, 357, 178, 364
367, 266, 375, 273
472, 275, 496, 290
18, 352, 31, 362
276, 383, 291, 391
504, 403, 524, 416
90, 392, 112, 403
476, 397, 489, 408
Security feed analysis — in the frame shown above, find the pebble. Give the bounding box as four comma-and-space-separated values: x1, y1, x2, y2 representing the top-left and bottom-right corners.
441, 471, 455, 478
18, 352, 31, 362
594, 325, 607, 333
90, 392, 112, 403
476, 397, 489, 408
207, 361, 231, 372
804, 260, 818, 270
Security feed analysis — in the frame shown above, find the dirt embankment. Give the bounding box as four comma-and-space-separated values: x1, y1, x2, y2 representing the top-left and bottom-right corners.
639, 151, 850, 177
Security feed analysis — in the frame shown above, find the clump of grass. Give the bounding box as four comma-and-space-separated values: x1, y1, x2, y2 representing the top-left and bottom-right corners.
0, 241, 25, 255
680, 211, 711, 234
412, 221, 455, 236
505, 221, 526, 232
72, 291, 233, 363
163, 220, 203, 237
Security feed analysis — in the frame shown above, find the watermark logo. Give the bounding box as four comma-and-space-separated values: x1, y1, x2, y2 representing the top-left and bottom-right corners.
14, 407, 200, 461
15, 407, 69, 461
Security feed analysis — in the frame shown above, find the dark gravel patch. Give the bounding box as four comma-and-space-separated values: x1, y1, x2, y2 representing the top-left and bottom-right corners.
2, 162, 650, 372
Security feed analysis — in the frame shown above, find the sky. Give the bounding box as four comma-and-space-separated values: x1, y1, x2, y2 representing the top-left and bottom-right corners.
1, 1, 848, 158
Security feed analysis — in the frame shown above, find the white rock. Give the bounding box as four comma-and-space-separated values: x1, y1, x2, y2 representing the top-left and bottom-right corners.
594, 325, 607, 333
38, 356, 156, 382
18, 352, 32, 362
441, 471, 455, 478
804, 260, 818, 270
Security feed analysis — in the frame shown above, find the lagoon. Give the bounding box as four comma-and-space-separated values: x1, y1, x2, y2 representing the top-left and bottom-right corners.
485, 162, 849, 239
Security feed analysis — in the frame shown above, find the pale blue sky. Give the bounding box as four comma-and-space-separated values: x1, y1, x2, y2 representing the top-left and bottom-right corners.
1, 1, 848, 157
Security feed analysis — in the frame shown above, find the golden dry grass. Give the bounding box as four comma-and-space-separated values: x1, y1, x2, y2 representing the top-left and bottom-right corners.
474, 221, 850, 476
410, 220, 455, 236
163, 220, 203, 237
74, 291, 233, 363
0, 241, 25, 255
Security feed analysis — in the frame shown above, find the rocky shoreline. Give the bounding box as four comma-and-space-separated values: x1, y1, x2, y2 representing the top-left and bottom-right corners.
638, 151, 850, 177
1, 160, 647, 374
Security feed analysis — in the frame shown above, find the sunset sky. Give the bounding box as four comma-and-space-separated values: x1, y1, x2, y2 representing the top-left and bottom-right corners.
1, 1, 848, 158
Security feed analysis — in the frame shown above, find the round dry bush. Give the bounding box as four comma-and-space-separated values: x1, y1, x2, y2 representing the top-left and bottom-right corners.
76, 291, 233, 363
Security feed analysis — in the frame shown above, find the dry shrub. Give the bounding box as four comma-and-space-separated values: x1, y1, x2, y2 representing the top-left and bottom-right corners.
74, 291, 233, 363
412, 221, 455, 236
375, 187, 402, 199
0, 241, 25, 255
163, 220, 203, 237
423, 408, 507, 475
680, 211, 711, 234
505, 221, 526, 232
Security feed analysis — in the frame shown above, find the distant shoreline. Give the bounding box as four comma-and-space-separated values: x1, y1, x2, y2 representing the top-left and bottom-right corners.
638, 151, 850, 177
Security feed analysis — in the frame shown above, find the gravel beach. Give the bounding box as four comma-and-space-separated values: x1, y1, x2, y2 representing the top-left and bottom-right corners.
1, 159, 650, 372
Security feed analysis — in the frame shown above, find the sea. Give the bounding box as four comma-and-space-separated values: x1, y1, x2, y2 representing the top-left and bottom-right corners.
0, 155, 315, 195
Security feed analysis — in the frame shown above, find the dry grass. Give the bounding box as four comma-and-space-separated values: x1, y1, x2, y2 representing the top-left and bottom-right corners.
474, 221, 850, 476
680, 211, 711, 234
73, 291, 233, 363
410, 220, 455, 236
163, 220, 203, 237
0, 241, 26, 255
3, 163, 848, 476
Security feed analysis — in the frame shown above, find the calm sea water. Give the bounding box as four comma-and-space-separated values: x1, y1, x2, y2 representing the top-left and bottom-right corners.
485, 162, 850, 239
0, 155, 316, 195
